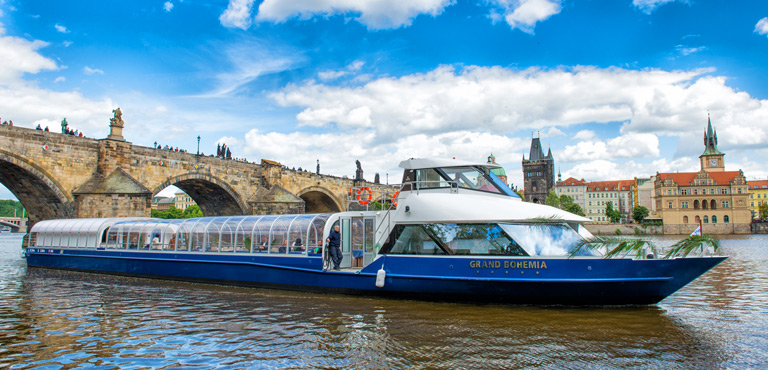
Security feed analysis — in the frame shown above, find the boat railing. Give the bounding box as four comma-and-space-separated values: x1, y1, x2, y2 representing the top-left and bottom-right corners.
401, 180, 459, 195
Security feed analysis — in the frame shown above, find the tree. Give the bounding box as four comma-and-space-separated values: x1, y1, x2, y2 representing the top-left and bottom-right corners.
151, 205, 202, 219
632, 206, 649, 223
760, 202, 768, 220
182, 205, 203, 218
545, 190, 586, 216
605, 201, 622, 223
0, 199, 24, 217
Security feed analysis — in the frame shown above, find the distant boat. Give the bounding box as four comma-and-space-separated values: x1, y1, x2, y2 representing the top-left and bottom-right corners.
25, 158, 725, 305
0, 226, 11, 233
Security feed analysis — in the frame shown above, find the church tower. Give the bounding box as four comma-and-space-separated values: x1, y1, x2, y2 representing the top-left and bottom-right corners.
522, 136, 555, 204
699, 114, 725, 172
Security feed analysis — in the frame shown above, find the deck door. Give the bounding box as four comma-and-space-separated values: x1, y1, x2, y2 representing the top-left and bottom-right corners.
339, 216, 376, 268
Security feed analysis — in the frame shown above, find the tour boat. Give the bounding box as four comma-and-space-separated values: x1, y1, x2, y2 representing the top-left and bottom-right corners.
24, 158, 726, 305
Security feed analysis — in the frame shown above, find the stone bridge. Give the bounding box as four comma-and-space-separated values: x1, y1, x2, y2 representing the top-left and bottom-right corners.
0, 120, 393, 228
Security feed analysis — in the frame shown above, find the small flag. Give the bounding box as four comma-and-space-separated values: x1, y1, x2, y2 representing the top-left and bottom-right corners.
690, 225, 701, 236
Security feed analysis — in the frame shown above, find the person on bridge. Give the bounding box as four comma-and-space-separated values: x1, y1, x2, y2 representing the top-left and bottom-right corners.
326, 224, 342, 270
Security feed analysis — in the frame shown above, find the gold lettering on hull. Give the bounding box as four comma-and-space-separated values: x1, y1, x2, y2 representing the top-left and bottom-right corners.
470, 260, 548, 270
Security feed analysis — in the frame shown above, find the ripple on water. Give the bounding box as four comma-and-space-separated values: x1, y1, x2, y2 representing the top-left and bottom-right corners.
1, 235, 768, 368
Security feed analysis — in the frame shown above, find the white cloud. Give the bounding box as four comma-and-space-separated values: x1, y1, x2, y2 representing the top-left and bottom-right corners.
83, 66, 104, 75
756, 17, 768, 36
272, 65, 768, 145
62, 40, 73, 47
201, 39, 300, 97
0, 29, 58, 83
242, 128, 525, 182
675, 45, 705, 56
254, 0, 453, 30
574, 130, 596, 140
219, 0, 256, 29
318, 60, 366, 81
560, 133, 660, 162
54, 23, 69, 33
632, 0, 679, 14
488, 0, 561, 33
164, 1, 174, 12
54, 76, 65, 83
0, 28, 114, 138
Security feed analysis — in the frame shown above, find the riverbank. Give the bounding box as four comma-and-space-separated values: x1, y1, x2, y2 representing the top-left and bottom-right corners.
585, 221, 766, 235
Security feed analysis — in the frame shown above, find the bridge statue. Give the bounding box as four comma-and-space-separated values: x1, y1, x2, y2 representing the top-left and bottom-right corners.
110, 108, 124, 128
107, 107, 125, 141
61, 118, 68, 134
355, 160, 364, 182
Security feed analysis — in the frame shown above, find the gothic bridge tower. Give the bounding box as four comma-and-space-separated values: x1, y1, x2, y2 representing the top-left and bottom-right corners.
522, 136, 555, 204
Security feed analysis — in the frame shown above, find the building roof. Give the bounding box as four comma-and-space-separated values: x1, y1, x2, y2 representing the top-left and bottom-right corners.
657, 171, 742, 186
585, 180, 634, 192
486, 153, 507, 177
399, 158, 502, 170
524, 137, 553, 162
748, 180, 768, 190
556, 177, 587, 187
702, 115, 724, 156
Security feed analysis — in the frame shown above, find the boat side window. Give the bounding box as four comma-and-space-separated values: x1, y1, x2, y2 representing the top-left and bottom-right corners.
425, 223, 528, 256
415, 168, 450, 189
500, 223, 593, 256
384, 225, 447, 255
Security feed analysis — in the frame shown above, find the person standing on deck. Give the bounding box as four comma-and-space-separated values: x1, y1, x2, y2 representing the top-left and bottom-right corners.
326, 224, 342, 270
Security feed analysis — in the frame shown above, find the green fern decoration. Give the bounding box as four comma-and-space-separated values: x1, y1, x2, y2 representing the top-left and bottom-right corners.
663, 234, 721, 259
570, 236, 657, 259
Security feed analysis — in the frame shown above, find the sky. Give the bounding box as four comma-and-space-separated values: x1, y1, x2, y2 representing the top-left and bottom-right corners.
1, 0, 768, 201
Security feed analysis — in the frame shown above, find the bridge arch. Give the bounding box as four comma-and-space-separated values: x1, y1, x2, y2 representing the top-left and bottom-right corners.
153, 173, 247, 216
297, 186, 344, 213
0, 149, 73, 224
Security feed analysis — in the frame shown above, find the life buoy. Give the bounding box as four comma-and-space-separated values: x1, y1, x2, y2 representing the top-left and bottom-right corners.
356, 187, 373, 205
392, 191, 400, 207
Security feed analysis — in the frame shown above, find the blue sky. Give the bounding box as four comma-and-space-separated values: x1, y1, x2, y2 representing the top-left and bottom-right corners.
1, 0, 768, 200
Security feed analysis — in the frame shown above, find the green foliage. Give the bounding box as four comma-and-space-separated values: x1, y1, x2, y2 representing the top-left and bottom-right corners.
513, 189, 524, 199
545, 191, 585, 216
615, 228, 622, 235
182, 205, 203, 218
760, 202, 768, 220
664, 234, 721, 258
632, 206, 649, 223
151, 205, 203, 219
569, 236, 657, 259
605, 201, 622, 223
0, 199, 24, 218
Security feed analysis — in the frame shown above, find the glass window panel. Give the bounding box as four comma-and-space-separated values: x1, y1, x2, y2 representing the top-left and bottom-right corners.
364, 218, 374, 252
425, 223, 525, 256
351, 218, 364, 252
501, 223, 590, 256
254, 215, 279, 253
389, 225, 446, 255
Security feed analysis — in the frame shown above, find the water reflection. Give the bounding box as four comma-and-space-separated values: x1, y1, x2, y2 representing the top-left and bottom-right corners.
1, 234, 767, 369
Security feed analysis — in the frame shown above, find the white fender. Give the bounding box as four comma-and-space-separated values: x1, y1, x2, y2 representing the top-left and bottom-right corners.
376, 267, 386, 288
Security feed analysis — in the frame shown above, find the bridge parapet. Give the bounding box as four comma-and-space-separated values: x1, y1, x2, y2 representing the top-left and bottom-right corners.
0, 121, 397, 224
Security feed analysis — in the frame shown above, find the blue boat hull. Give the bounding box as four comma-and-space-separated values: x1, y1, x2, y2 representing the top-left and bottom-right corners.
24, 248, 726, 305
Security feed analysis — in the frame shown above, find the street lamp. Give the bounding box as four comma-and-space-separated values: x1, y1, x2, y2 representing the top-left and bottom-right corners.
196, 136, 200, 156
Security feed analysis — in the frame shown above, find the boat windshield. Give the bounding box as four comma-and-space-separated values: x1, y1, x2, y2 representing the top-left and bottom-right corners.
407, 166, 509, 195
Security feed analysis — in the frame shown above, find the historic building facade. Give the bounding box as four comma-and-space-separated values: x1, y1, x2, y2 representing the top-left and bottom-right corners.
486, 154, 508, 185
522, 137, 555, 204
653, 117, 751, 234
748, 179, 768, 219
554, 177, 587, 211
585, 180, 634, 223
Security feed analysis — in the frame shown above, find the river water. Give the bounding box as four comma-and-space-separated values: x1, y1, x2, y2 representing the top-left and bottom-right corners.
1, 234, 766, 369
